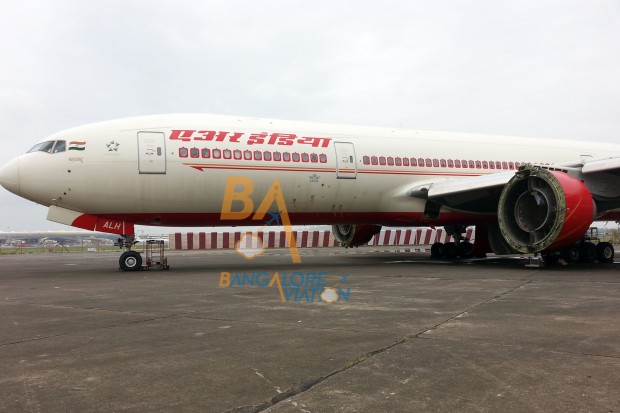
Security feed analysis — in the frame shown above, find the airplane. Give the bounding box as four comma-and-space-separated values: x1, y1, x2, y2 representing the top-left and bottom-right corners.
0, 113, 619, 271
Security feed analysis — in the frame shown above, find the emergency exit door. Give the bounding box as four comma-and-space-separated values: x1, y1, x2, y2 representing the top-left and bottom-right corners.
137, 131, 166, 174
334, 142, 357, 179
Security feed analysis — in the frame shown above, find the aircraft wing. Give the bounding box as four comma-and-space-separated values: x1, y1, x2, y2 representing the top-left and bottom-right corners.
410, 155, 620, 214
409, 171, 515, 213
581, 156, 620, 175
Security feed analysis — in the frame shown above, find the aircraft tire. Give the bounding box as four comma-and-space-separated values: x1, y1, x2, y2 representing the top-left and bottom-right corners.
596, 242, 614, 263
456, 241, 473, 258
120, 251, 142, 271
579, 242, 597, 263
561, 245, 580, 263
441, 242, 458, 259
430, 242, 443, 259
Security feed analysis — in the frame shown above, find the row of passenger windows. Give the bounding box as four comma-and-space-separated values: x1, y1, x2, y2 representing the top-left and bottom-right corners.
362, 155, 522, 170
179, 147, 328, 163
180, 147, 524, 170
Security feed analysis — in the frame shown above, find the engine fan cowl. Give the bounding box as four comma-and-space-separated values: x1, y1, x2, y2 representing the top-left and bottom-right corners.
498, 167, 594, 253
332, 224, 381, 248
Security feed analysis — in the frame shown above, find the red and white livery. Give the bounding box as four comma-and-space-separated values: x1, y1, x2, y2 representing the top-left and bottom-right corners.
1, 114, 619, 269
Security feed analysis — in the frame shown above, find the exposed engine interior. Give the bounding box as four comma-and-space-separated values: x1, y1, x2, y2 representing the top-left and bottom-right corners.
497, 167, 594, 253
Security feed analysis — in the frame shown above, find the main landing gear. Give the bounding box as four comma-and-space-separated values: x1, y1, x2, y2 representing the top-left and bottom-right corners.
430, 225, 479, 259
542, 241, 614, 265
541, 228, 615, 265
115, 235, 142, 271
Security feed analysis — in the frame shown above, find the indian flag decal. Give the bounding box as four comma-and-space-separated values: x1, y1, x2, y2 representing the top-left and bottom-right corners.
68, 141, 86, 151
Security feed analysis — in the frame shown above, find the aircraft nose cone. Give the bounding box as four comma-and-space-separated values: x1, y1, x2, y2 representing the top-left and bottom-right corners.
0, 158, 20, 195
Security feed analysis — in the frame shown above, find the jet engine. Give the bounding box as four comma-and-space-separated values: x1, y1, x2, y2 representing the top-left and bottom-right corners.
332, 224, 381, 248
497, 167, 594, 253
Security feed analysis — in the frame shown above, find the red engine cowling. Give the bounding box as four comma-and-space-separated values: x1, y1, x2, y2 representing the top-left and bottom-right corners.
498, 167, 594, 253
332, 224, 382, 248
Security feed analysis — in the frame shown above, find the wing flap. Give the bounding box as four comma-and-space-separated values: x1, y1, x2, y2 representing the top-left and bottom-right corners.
582, 156, 620, 174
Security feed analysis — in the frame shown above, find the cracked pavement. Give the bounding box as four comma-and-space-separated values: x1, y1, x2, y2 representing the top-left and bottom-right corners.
1, 249, 620, 412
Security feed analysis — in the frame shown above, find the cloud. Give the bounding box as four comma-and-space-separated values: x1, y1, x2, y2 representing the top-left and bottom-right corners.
1, 0, 620, 230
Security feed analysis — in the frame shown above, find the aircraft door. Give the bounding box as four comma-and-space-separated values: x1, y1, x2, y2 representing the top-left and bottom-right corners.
334, 142, 357, 179
137, 132, 166, 174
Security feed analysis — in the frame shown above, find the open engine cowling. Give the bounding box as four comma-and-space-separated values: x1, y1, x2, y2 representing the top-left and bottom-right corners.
497, 167, 594, 253
332, 224, 382, 248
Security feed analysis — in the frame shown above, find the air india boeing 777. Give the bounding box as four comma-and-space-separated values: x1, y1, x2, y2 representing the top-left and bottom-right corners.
1, 114, 619, 270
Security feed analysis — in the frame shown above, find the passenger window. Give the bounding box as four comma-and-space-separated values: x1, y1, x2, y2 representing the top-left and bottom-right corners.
447, 159, 454, 167
283, 152, 291, 161
395, 157, 402, 166
371, 156, 378, 165
387, 157, 394, 166
234, 150, 242, 160
212, 149, 221, 159
402, 158, 409, 166
223, 149, 231, 159
319, 154, 327, 163
273, 152, 282, 161
379, 157, 386, 165
190, 148, 200, 158
264, 151, 272, 161
311, 153, 318, 162
179, 148, 188, 158
201, 148, 210, 158
254, 150, 262, 160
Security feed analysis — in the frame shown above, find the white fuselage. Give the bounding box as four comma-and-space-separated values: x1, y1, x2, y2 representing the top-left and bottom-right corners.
2, 114, 620, 229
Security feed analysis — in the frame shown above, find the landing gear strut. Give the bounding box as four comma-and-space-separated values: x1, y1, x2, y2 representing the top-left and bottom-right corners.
115, 235, 142, 271
431, 226, 475, 259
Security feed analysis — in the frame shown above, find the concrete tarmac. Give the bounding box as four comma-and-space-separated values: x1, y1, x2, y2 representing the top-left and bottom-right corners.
1, 248, 619, 412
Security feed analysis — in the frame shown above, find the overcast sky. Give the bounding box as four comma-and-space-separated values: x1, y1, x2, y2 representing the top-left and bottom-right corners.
1, 0, 619, 232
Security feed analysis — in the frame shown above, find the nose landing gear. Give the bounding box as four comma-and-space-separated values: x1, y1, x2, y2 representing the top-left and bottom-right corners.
119, 250, 142, 271
115, 235, 142, 271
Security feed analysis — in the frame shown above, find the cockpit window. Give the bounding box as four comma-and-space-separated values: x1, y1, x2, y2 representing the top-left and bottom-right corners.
28, 141, 55, 153
27, 140, 66, 154
53, 140, 66, 153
